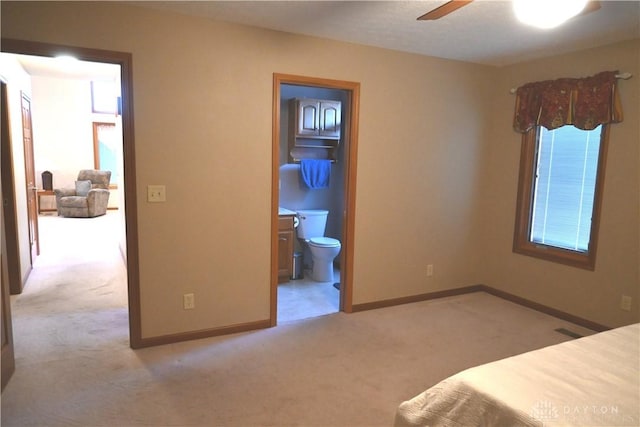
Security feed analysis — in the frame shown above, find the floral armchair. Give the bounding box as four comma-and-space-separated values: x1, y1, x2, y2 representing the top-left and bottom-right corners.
54, 170, 111, 218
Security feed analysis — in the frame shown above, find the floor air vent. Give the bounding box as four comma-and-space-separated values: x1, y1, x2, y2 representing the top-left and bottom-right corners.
554, 328, 583, 339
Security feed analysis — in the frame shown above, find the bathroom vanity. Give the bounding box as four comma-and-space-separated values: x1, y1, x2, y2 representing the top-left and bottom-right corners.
278, 208, 296, 283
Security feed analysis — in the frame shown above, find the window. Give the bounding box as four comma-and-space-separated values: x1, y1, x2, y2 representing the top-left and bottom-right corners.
513, 124, 609, 270
93, 122, 119, 187
511, 70, 623, 270
91, 80, 118, 114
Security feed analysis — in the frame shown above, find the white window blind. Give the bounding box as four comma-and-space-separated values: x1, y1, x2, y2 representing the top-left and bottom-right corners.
530, 125, 602, 252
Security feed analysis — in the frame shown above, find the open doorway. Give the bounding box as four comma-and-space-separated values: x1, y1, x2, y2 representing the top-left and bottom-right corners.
0, 39, 142, 350
1, 51, 128, 341
271, 74, 360, 325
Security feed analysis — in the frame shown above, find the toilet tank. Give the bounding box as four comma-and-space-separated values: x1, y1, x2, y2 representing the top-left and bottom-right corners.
296, 210, 328, 239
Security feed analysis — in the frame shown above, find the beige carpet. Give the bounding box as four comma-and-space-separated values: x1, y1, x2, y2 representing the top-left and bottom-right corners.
1, 213, 596, 426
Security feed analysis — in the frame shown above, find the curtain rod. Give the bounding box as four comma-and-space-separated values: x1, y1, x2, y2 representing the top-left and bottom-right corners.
509, 72, 633, 94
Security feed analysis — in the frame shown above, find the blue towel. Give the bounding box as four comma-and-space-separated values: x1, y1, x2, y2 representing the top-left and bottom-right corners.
300, 159, 331, 189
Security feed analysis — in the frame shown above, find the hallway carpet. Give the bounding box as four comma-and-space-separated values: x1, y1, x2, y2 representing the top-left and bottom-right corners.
1, 214, 595, 426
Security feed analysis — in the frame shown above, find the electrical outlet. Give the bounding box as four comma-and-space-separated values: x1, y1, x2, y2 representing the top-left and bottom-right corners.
620, 295, 632, 312
183, 293, 195, 310
427, 264, 434, 277
147, 185, 166, 202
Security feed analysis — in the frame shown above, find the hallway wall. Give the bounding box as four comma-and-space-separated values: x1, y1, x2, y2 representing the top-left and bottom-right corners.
0, 54, 32, 286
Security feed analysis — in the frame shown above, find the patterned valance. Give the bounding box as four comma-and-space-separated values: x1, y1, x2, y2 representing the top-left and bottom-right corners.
513, 71, 623, 133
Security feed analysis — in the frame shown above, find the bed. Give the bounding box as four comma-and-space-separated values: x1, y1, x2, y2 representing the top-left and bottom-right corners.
395, 323, 639, 427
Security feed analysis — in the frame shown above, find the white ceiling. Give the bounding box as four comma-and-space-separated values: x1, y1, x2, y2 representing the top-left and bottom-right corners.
5, 53, 120, 80
7, 0, 639, 79
139, 0, 640, 66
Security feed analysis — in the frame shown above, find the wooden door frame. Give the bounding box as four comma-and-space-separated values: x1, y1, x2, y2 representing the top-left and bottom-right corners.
1, 80, 23, 295
2, 183, 16, 391
92, 121, 119, 190
0, 38, 143, 349
1, 81, 16, 389
271, 73, 360, 325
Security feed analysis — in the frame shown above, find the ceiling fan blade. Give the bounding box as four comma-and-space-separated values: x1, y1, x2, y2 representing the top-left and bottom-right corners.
580, 0, 601, 16
417, 0, 474, 21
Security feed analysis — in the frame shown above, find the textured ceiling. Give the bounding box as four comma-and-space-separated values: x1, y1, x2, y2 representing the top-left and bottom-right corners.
9, 1, 639, 79
139, 1, 640, 66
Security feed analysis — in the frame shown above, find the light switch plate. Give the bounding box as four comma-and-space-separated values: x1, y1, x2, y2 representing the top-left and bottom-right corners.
621, 295, 632, 311
147, 185, 166, 202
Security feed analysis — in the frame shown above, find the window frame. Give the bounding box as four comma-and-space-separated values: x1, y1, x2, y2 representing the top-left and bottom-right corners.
513, 124, 611, 270
92, 121, 118, 189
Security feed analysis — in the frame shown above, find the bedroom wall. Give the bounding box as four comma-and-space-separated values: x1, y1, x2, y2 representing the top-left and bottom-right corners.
1, 1, 493, 339
480, 39, 640, 328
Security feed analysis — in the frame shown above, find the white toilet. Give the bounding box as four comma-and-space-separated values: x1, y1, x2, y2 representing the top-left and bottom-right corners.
296, 209, 341, 282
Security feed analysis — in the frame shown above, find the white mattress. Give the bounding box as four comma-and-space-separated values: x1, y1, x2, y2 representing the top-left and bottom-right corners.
395, 323, 640, 427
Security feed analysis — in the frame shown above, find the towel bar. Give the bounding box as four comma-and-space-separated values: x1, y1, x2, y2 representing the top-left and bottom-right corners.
292, 158, 336, 164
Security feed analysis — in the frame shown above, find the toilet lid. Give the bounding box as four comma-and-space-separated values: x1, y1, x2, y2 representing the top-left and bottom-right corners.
309, 237, 341, 247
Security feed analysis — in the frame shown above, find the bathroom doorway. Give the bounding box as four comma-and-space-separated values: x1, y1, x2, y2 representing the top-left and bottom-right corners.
271, 74, 360, 325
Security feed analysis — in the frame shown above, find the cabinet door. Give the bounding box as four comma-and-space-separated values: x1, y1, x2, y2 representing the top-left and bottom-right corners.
278, 217, 294, 283
296, 99, 320, 137
319, 101, 341, 138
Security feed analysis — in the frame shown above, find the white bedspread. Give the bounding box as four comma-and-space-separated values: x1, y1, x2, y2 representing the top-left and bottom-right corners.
395, 323, 640, 427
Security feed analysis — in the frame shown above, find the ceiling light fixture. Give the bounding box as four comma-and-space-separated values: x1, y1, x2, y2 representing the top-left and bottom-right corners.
513, 0, 588, 29
54, 54, 79, 66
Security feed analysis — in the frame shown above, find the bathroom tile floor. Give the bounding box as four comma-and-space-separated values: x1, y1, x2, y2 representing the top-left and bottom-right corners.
277, 268, 340, 323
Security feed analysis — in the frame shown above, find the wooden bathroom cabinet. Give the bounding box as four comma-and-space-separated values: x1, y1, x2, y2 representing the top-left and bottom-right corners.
278, 215, 295, 283
288, 98, 342, 163
292, 98, 341, 139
